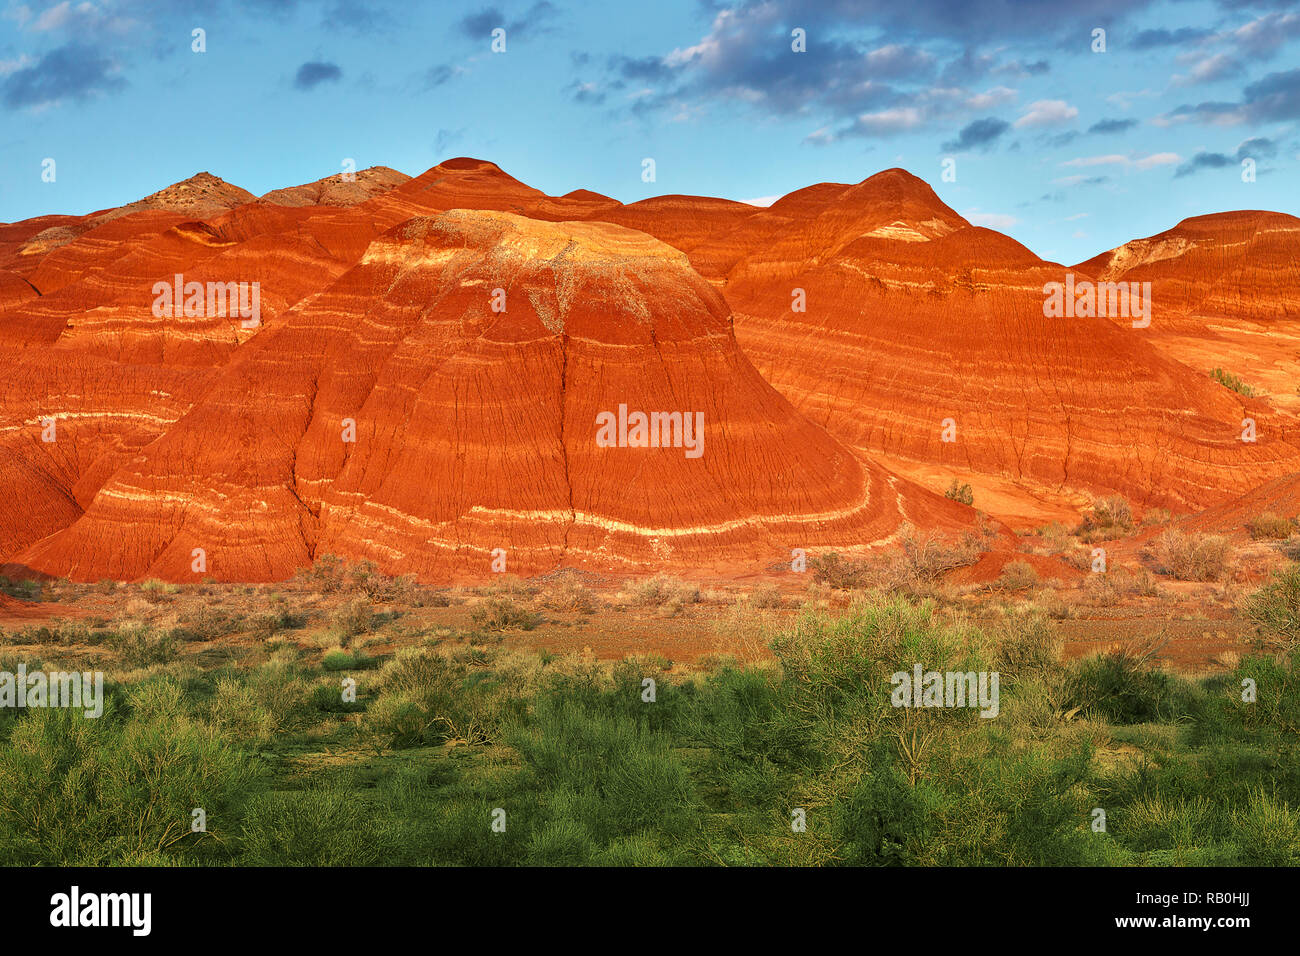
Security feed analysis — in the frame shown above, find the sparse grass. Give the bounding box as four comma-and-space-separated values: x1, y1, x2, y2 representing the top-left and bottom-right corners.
1141, 508, 1172, 527
749, 584, 784, 609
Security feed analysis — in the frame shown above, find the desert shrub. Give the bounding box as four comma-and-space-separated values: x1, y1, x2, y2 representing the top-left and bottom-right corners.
293, 553, 347, 592
0, 700, 260, 864
996, 560, 1039, 591
106, 625, 178, 668
174, 607, 240, 642
138, 579, 177, 603
1221, 653, 1300, 735
0, 577, 43, 601
626, 576, 701, 608
1229, 789, 1300, 865
1065, 643, 1186, 723
321, 649, 369, 671
248, 609, 305, 640
994, 611, 1061, 676
1248, 563, 1300, 645
470, 598, 541, 631
1034, 522, 1071, 554
510, 696, 697, 853
1211, 367, 1255, 397
1076, 495, 1134, 541
750, 584, 784, 608
340, 559, 415, 602
1247, 512, 1295, 540
5, 620, 90, 646
538, 579, 596, 614
207, 665, 312, 742
1093, 495, 1133, 529
808, 552, 872, 590
944, 480, 974, 506
889, 526, 982, 586
237, 789, 393, 865
1086, 566, 1163, 605
363, 649, 526, 748
331, 598, 377, 641
1150, 529, 1232, 581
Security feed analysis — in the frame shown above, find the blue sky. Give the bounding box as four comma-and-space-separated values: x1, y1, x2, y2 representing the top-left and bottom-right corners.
2, 0, 1298, 264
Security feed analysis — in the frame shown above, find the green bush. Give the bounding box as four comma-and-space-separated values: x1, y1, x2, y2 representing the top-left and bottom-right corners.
945, 480, 974, 506
1248, 564, 1300, 644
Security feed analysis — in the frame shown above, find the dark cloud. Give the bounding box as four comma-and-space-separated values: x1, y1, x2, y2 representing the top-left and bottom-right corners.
1240, 67, 1300, 120
779, 0, 1148, 42
435, 128, 466, 153
572, 0, 1133, 131
422, 64, 457, 89
458, 2, 557, 40
1170, 136, 1273, 178
1236, 135, 1277, 157
610, 55, 674, 83
942, 117, 1011, 151
2, 44, 124, 109
322, 1, 394, 33
1174, 151, 1234, 177
565, 79, 606, 105
1131, 27, 1214, 49
459, 7, 504, 36
1161, 68, 1300, 125
294, 61, 343, 90
1088, 117, 1138, 133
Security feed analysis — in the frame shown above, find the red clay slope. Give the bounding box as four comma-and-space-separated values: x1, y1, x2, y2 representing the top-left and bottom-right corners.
586, 169, 1300, 512
12, 209, 972, 582
1074, 211, 1300, 418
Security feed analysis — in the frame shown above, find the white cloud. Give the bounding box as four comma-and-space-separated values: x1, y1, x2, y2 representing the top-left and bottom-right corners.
851, 106, 923, 133
1135, 152, 1180, 169
1105, 89, 1158, 110
738, 195, 781, 207
0, 54, 33, 76
964, 209, 1019, 229
1014, 99, 1078, 128
1059, 152, 1180, 171
1059, 154, 1129, 168
966, 86, 1018, 110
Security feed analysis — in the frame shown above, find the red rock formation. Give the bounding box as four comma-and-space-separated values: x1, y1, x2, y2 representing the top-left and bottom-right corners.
1076, 211, 1300, 321
260, 166, 411, 206
4, 159, 1298, 583
1074, 211, 1300, 418
12, 210, 972, 581
595, 169, 1300, 512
